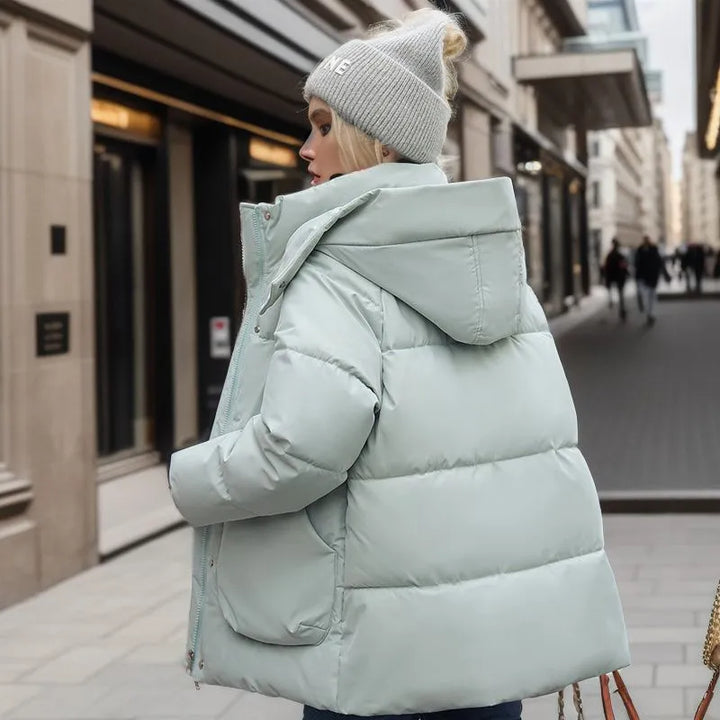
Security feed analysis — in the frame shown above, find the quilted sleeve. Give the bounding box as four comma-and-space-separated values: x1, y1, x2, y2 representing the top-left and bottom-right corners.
169, 253, 382, 527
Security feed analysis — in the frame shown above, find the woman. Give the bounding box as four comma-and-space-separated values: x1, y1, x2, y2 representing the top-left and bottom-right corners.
169, 9, 629, 720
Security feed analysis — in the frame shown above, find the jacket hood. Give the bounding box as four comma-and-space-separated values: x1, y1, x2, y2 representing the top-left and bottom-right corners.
256, 164, 525, 346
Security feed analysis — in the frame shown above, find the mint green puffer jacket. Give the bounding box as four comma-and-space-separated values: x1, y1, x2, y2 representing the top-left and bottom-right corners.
169, 162, 629, 716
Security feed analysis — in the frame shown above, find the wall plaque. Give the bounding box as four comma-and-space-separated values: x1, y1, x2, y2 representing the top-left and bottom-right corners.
36, 313, 70, 356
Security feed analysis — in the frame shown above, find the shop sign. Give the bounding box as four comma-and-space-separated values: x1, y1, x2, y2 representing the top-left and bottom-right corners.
210, 317, 231, 359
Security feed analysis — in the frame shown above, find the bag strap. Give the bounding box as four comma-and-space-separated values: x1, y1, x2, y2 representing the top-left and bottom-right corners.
600, 674, 615, 720
600, 671, 640, 720
613, 670, 640, 720
558, 683, 586, 720
693, 668, 719, 720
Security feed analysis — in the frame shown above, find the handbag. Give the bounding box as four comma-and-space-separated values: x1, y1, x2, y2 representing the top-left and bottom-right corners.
557, 579, 720, 720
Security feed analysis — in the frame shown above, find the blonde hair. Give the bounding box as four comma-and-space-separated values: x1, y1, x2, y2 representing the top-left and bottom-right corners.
331, 9, 467, 174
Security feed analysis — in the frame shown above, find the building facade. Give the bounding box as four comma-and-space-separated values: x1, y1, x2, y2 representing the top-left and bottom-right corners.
570, 0, 661, 275
587, 128, 644, 272
640, 118, 674, 250
694, 0, 720, 247
0, 0, 651, 607
682, 132, 720, 248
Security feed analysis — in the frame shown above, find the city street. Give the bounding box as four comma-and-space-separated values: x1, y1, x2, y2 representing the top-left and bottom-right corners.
557, 292, 720, 497
0, 297, 718, 720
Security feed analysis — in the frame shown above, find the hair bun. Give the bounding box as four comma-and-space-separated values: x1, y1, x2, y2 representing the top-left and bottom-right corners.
370, 8, 467, 103
443, 20, 468, 63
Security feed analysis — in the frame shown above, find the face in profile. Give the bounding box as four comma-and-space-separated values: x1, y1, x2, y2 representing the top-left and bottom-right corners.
299, 97, 344, 186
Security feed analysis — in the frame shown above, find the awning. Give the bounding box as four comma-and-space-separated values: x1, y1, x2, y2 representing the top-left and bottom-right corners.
513, 49, 652, 130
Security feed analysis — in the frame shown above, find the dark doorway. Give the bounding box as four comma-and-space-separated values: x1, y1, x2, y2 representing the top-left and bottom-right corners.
93, 140, 160, 458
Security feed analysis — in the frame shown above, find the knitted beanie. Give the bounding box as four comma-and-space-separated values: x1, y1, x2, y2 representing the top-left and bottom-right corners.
303, 12, 456, 164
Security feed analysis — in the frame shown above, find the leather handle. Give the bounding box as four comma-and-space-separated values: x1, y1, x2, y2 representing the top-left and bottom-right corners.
601, 674, 615, 720
694, 668, 719, 720
599, 667, 718, 720
600, 671, 639, 720
613, 671, 640, 720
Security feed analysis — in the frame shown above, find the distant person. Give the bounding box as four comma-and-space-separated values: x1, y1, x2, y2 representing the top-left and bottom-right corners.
685, 243, 705, 294
602, 238, 629, 321
635, 235, 669, 325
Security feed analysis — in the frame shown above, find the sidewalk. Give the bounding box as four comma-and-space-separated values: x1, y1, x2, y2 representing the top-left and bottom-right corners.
0, 519, 717, 720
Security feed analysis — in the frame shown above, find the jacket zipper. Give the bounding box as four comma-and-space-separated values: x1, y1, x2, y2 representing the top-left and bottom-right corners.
185, 206, 267, 686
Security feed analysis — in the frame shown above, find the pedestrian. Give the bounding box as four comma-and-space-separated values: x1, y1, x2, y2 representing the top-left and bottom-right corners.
685, 243, 705, 294
634, 235, 669, 325
602, 237, 629, 320
169, 9, 629, 720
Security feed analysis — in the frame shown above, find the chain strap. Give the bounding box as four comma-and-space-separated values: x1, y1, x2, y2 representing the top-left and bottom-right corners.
557, 683, 586, 720
703, 580, 720, 670
572, 683, 585, 720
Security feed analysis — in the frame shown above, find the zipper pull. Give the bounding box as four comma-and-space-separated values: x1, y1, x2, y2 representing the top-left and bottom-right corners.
186, 649, 194, 674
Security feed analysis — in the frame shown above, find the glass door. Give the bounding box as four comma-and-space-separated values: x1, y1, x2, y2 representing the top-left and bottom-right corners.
93, 141, 156, 458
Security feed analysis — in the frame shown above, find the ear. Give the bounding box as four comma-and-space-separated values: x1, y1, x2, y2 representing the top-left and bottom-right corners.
381, 146, 399, 162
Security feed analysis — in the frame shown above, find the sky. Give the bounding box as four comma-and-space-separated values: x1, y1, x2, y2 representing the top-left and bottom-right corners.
635, 0, 695, 178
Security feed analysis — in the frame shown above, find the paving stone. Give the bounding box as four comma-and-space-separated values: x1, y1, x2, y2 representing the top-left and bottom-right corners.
656, 664, 716, 687
105, 612, 183, 643
612, 565, 639, 581
88, 661, 190, 689
0, 659, 38, 682
0, 637, 72, 661
622, 595, 720, 611
85, 682, 238, 718
23, 644, 134, 684
628, 643, 685, 664
696, 609, 715, 626
615, 580, 657, 596
654, 580, 719, 596
0, 684, 44, 716
628, 626, 705, 644
120, 642, 186, 666
685, 643, 706, 663
3, 684, 109, 719
0, 621, 119, 641
623, 609, 697, 627
637, 566, 720, 581
617, 687, 685, 716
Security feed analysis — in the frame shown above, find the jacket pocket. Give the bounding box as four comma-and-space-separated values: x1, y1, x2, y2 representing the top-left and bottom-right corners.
215, 510, 336, 646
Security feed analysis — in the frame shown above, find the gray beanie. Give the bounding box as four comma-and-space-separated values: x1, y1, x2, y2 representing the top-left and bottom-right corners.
303, 13, 454, 164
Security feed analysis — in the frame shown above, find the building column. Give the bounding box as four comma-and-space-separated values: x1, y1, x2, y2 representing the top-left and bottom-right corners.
0, 1, 95, 608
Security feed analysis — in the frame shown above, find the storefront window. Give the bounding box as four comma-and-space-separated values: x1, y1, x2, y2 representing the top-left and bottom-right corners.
93, 141, 158, 458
